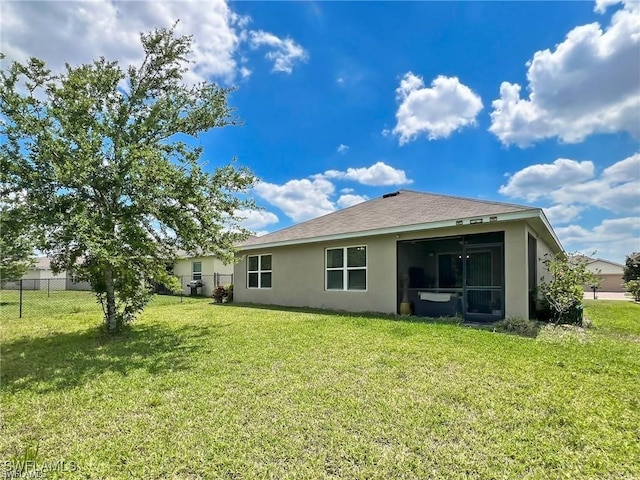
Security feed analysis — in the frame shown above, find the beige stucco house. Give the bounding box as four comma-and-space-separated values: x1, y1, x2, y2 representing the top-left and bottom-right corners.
234, 190, 563, 321
581, 257, 625, 292
173, 253, 234, 296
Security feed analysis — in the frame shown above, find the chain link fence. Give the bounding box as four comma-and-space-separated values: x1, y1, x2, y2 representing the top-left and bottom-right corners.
1, 273, 233, 318
1, 278, 96, 319
155, 274, 234, 297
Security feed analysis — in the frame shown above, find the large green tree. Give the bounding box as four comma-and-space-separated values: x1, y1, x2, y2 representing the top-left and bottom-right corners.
1, 27, 256, 332
0, 201, 35, 282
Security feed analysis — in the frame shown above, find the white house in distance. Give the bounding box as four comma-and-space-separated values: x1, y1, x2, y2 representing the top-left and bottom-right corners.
172, 252, 234, 296
8, 257, 91, 291
233, 190, 563, 321
4, 255, 233, 295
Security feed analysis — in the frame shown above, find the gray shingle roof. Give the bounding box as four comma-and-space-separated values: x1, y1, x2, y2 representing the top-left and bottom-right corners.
242, 189, 535, 248
33, 256, 52, 270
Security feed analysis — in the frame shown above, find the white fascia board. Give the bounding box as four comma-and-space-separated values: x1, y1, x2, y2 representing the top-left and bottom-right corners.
239, 209, 545, 251
537, 210, 564, 252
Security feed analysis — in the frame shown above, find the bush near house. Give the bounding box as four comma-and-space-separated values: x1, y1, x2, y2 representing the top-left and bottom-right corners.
623, 252, 640, 283
624, 279, 640, 302
623, 253, 640, 301
212, 284, 233, 303
539, 253, 596, 325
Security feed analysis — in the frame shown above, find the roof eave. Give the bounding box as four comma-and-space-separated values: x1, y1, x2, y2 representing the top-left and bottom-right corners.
536, 209, 564, 253
239, 209, 548, 251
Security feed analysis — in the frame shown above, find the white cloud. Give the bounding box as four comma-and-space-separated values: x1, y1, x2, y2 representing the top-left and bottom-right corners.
254, 177, 336, 222
499, 159, 595, 201
502, 153, 639, 263
553, 154, 640, 214
254, 162, 408, 222
0, 0, 307, 83
544, 205, 584, 225
235, 209, 279, 230
249, 30, 308, 74
500, 154, 640, 215
337, 144, 349, 154
320, 161, 412, 186
556, 217, 640, 263
490, 0, 640, 146
0, 0, 244, 84
601, 152, 640, 183
392, 72, 483, 144
337, 194, 368, 208
594, 0, 625, 14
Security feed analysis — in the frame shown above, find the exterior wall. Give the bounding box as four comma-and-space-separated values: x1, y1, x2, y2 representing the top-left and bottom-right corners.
583, 260, 624, 292
21, 269, 42, 281
173, 256, 234, 295
525, 223, 558, 318
65, 277, 92, 291
235, 220, 544, 318
234, 235, 397, 314
536, 241, 555, 286
595, 274, 625, 292
20, 269, 67, 291
530, 229, 555, 289
504, 224, 529, 318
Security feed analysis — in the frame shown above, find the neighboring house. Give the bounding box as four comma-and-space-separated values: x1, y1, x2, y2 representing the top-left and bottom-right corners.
234, 190, 563, 321
172, 253, 234, 296
574, 256, 625, 293
4, 257, 91, 291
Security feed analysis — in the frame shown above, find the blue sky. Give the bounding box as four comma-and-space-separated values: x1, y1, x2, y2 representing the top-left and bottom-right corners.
2, 0, 639, 262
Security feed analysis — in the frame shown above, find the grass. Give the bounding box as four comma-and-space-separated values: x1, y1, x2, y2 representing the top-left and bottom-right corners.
1, 297, 639, 479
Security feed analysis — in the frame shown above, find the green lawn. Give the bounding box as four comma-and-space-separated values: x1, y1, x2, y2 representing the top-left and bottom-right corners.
1, 297, 639, 479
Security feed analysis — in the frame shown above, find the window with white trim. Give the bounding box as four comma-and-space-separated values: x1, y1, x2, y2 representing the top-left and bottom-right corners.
247, 254, 272, 288
192, 261, 202, 280
326, 246, 367, 291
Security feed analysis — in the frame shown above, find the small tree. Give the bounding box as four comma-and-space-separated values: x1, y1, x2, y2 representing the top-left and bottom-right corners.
623, 253, 640, 301
539, 253, 597, 325
623, 252, 640, 283
624, 280, 640, 302
1, 26, 256, 333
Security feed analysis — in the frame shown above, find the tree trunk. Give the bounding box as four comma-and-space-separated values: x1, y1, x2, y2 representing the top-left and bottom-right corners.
104, 266, 117, 333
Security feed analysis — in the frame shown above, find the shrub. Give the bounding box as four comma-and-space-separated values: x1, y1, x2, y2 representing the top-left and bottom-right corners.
493, 316, 540, 337
532, 289, 552, 322
623, 252, 640, 283
212, 284, 233, 303
212, 286, 227, 303
538, 253, 596, 326
624, 280, 640, 302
